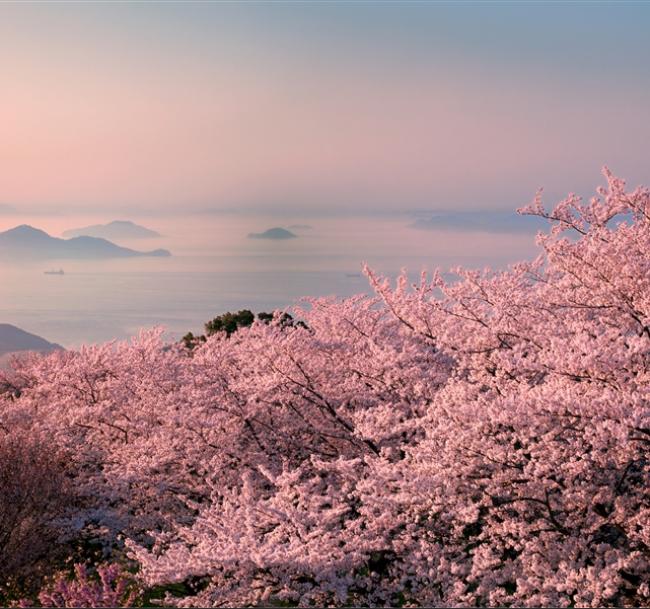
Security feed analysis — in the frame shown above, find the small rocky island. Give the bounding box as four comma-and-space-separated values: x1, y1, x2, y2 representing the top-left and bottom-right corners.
247, 227, 297, 240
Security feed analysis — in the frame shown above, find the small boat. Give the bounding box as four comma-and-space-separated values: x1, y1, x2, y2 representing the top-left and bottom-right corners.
44, 269, 64, 275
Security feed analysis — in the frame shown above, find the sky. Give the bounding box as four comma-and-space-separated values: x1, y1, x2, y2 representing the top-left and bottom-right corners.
1, 1, 650, 217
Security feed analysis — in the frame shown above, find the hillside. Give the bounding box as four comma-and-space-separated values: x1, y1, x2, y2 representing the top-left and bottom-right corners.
0, 323, 62, 358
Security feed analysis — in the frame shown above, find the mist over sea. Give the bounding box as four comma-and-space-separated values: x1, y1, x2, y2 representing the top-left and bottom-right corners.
0, 212, 538, 347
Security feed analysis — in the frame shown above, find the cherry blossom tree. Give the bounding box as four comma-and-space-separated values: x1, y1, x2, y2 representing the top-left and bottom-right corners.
15, 564, 138, 608
2, 168, 649, 607
0, 432, 75, 600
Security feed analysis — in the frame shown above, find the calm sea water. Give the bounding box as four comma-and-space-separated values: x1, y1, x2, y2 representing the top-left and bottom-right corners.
0, 213, 538, 347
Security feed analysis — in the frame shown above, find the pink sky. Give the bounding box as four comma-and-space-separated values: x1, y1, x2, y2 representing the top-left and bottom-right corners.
1, 3, 649, 215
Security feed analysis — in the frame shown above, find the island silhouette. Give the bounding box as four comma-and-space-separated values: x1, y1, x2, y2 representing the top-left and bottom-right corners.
63, 220, 161, 240
247, 227, 297, 240
0, 225, 171, 259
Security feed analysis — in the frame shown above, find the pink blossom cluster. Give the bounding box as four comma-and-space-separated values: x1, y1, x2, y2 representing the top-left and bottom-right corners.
18, 564, 137, 608
2, 169, 649, 606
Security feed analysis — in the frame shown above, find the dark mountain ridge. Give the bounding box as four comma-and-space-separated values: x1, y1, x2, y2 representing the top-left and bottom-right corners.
0, 323, 63, 357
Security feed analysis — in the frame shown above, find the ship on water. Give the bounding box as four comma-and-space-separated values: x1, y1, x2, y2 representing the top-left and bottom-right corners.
44, 269, 64, 275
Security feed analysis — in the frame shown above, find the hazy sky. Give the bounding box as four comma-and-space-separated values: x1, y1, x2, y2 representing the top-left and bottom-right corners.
2, 1, 649, 216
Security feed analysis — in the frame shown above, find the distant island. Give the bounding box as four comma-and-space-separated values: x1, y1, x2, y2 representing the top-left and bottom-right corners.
0, 225, 171, 259
248, 227, 297, 240
0, 323, 63, 358
409, 211, 547, 234
63, 220, 161, 240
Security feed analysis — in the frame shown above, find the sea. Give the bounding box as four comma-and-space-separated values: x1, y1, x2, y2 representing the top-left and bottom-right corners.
0, 212, 538, 348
